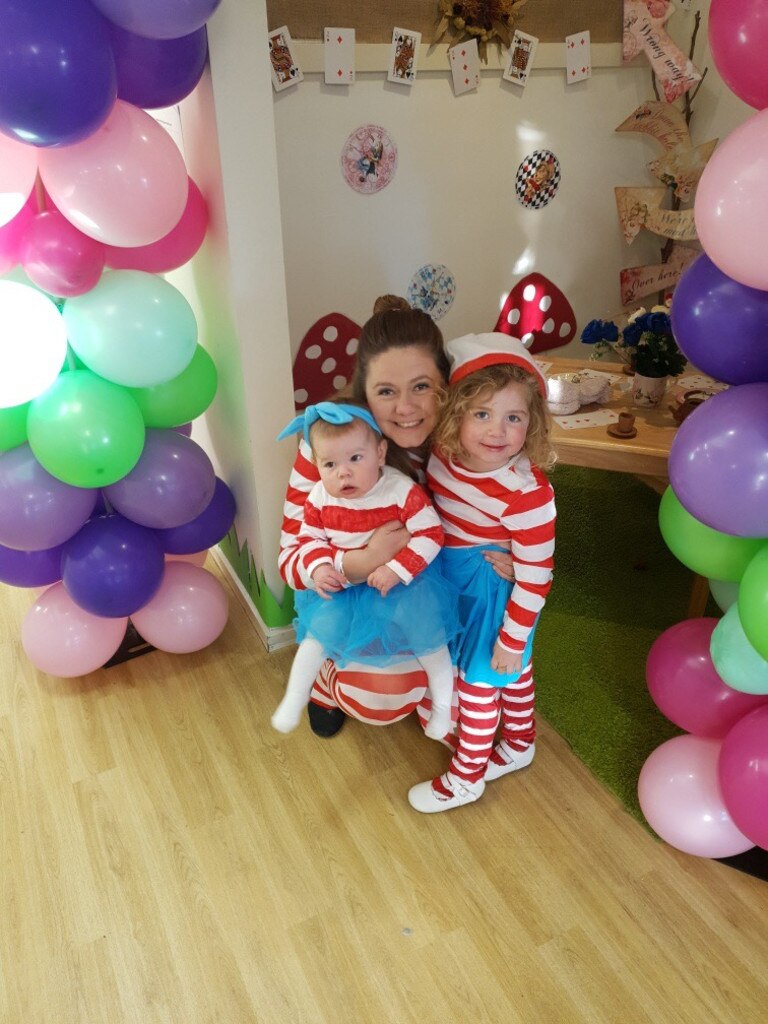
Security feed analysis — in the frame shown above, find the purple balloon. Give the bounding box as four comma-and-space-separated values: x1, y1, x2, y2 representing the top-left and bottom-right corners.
0, 444, 98, 551
672, 254, 768, 386
174, 422, 193, 437
669, 383, 768, 538
104, 429, 215, 529
0, 541, 64, 588
0, 0, 116, 147
61, 513, 164, 617
108, 23, 208, 109
157, 477, 236, 554
90, 0, 221, 40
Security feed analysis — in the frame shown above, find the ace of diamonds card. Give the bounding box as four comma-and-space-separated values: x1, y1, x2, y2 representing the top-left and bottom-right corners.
565, 30, 591, 85
324, 28, 355, 85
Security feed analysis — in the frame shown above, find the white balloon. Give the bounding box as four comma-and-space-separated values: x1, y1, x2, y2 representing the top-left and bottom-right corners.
0, 282, 67, 409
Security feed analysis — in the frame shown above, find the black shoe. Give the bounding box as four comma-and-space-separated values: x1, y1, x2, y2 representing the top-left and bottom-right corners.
307, 702, 346, 738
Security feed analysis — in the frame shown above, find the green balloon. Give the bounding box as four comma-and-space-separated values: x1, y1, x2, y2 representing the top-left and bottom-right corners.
739, 546, 768, 661
658, 486, 765, 582
0, 401, 30, 452
27, 370, 145, 488
127, 345, 218, 428
710, 604, 768, 695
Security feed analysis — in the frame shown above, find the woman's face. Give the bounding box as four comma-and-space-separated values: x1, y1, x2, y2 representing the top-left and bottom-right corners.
364, 346, 444, 450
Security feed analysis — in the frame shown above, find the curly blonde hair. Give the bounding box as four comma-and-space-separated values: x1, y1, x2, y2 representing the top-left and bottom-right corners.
435, 363, 556, 471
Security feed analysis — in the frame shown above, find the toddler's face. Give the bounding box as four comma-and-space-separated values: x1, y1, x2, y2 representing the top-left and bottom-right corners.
313, 421, 386, 499
458, 381, 531, 473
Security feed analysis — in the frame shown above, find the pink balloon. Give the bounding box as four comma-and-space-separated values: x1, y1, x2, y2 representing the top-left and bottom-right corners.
21, 581, 127, 677
719, 705, 768, 850
0, 191, 37, 276
38, 100, 188, 248
105, 176, 207, 273
647, 618, 768, 738
0, 134, 38, 229
21, 210, 105, 297
638, 735, 754, 858
165, 549, 208, 567
709, 0, 768, 110
694, 108, 768, 290
131, 562, 228, 653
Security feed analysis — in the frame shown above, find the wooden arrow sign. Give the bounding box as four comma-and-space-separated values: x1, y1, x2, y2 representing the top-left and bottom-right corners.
620, 244, 699, 306
615, 187, 698, 244
647, 139, 718, 201
623, 0, 702, 102
615, 101, 690, 151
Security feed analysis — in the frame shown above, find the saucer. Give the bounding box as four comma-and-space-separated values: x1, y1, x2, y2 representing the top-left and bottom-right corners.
607, 424, 637, 439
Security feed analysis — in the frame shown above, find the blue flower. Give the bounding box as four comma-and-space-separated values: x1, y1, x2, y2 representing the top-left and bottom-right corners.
580, 319, 618, 344
647, 312, 671, 334
622, 322, 643, 347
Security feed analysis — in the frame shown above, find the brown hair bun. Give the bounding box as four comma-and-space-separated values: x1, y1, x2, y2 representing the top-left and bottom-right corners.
372, 294, 411, 316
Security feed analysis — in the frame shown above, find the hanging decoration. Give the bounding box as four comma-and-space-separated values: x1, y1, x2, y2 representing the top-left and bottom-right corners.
515, 149, 561, 209
434, 0, 529, 61
494, 272, 576, 354
407, 264, 456, 321
623, 0, 702, 103
340, 124, 397, 195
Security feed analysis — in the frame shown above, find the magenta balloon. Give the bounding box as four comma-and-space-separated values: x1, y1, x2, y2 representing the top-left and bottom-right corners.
20, 211, 105, 298
709, 0, 768, 109
131, 562, 228, 654
671, 254, 768, 386
105, 178, 208, 273
638, 735, 754, 858
0, 192, 36, 276
0, 444, 98, 551
668, 383, 768, 538
109, 23, 208, 109
38, 100, 188, 248
646, 618, 768, 738
103, 429, 215, 529
21, 581, 127, 677
91, 0, 221, 40
719, 705, 768, 849
0, 0, 116, 147
694, 109, 768, 290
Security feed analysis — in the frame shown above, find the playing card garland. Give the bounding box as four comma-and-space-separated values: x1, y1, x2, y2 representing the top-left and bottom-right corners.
434, 0, 529, 61
268, 26, 303, 92
340, 125, 397, 195
502, 30, 538, 87
291, 313, 361, 410
494, 273, 576, 355
407, 264, 456, 321
565, 31, 591, 85
324, 28, 355, 85
388, 27, 421, 85
515, 150, 560, 209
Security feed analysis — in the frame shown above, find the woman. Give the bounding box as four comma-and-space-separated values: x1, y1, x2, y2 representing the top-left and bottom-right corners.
279, 295, 514, 737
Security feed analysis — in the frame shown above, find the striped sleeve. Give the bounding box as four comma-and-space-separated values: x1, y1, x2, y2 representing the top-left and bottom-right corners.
496, 476, 556, 654
278, 439, 321, 590
386, 484, 444, 585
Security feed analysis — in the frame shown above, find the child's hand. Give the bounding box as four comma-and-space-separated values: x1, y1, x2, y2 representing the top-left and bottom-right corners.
311, 564, 346, 599
483, 549, 514, 582
367, 565, 401, 597
491, 642, 522, 676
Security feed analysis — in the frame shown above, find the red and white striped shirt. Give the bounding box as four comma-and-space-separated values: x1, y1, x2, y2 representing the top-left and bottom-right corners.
297, 466, 443, 585
427, 448, 555, 654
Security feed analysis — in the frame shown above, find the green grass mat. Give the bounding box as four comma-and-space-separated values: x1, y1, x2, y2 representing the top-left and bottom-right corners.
535, 465, 717, 825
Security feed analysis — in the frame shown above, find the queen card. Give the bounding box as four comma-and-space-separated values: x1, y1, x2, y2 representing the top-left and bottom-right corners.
268, 26, 303, 92
503, 30, 539, 87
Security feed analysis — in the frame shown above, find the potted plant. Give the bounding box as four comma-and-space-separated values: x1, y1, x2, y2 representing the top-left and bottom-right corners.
580, 305, 687, 407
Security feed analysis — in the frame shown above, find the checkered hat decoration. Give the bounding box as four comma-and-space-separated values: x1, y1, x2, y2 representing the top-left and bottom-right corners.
446, 333, 547, 397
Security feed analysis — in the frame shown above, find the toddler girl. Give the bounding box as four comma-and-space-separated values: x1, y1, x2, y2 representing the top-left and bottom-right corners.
408, 334, 556, 812
273, 402, 459, 739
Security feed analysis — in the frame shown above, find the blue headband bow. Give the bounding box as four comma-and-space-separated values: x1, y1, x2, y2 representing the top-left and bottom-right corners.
277, 402, 382, 445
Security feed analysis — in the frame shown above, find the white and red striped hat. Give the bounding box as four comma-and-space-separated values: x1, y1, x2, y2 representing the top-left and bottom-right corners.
446, 332, 547, 396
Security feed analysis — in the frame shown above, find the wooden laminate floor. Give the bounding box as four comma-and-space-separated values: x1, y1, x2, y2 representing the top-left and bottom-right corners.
1, 562, 767, 1024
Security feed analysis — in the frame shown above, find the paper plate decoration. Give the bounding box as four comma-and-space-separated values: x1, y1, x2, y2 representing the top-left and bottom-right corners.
292, 313, 362, 410
494, 273, 576, 355
515, 149, 561, 209
340, 125, 398, 195
407, 263, 456, 321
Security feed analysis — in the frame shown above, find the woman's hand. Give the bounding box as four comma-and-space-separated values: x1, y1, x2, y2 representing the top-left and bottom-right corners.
491, 643, 522, 676
483, 549, 515, 582
341, 522, 411, 583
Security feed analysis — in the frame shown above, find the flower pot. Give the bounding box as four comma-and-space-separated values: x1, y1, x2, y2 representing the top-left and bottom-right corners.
631, 373, 668, 408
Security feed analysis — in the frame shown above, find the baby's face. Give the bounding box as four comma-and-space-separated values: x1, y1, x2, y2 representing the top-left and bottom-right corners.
313, 422, 386, 500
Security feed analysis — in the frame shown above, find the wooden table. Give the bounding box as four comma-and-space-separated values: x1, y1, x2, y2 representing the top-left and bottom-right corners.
544, 357, 710, 615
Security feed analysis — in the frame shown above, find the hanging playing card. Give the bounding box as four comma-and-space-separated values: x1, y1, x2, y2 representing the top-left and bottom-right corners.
503, 30, 539, 87
268, 26, 303, 93
448, 40, 480, 96
324, 27, 355, 85
388, 27, 421, 85
515, 150, 561, 209
565, 30, 591, 85
340, 125, 398, 195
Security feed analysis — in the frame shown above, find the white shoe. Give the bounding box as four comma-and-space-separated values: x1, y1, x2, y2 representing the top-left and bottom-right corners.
408, 774, 485, 813
484, 741, 535, 782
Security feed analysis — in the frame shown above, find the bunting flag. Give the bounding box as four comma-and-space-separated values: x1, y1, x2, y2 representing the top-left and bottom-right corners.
619, 244, 699, 306
615, 101, 690, 151
615, 187, 698, 244
647, 139, 718, 202
622, 0, 702, 102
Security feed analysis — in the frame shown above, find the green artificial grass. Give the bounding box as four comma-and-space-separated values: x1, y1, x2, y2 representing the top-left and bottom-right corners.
535, 465, 717, 826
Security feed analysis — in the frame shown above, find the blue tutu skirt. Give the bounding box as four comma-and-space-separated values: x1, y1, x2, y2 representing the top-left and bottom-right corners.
294, 556, 463, 669
441, 545, 538, 688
